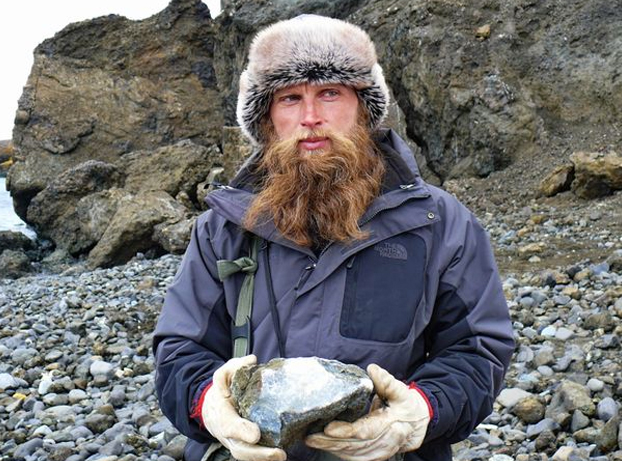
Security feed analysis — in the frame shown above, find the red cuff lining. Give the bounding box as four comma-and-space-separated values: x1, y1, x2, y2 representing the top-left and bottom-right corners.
408, 382, 434, 420
190, 381, 213, 423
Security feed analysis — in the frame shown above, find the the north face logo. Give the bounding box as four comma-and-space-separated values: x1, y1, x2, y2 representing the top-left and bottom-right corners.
374, 242, 408, 260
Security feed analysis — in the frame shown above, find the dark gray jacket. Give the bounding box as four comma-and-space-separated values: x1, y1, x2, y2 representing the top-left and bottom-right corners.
153, 129, 515, 461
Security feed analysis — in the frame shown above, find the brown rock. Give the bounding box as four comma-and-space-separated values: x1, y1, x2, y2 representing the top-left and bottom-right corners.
26, 160, 124, 254
475, 24, 491, 41
518, 242, 546, 258
153, 218, 195, 254
120, 140, 218, 200
570, 151, 622, 199
87, 191, 186, 268
514, 396, 546, 424
539, 164, 575, 197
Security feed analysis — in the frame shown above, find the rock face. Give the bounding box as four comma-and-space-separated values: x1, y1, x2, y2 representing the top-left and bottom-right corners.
9, 0, 222, 217
7, 0, 622, 266
231, 357, 373, 449
6, 0, 231, 267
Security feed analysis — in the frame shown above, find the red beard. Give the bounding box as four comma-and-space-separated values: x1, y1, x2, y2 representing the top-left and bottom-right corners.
243, 122, 385, 247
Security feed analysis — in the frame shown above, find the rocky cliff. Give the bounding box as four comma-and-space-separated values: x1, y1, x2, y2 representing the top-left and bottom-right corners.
6, 0, 621, 267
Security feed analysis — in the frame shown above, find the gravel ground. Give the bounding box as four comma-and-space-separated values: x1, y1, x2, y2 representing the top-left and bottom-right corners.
1, 185, 621, 461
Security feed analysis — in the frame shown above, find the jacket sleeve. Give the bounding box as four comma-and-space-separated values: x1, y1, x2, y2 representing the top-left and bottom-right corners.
152, 214, 232, 442
410, 195, 515, 444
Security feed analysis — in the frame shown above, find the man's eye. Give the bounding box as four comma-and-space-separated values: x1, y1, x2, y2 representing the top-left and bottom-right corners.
280, 95, 300, 103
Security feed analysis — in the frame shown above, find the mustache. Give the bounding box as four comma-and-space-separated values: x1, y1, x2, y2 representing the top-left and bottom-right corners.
279, 128, 333, 147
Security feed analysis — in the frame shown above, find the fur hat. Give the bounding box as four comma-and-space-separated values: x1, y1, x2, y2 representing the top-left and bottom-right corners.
236, 14, 390, 146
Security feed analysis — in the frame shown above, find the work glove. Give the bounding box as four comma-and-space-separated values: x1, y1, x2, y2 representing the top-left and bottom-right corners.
305, 363, 431, 461
201, 355, 287, 461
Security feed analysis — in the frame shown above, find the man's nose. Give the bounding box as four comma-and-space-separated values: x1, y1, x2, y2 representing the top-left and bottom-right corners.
300, 101, 323, 129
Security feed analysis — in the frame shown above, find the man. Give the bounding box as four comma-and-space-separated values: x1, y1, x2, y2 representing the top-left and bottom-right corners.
153, 14, 514, 461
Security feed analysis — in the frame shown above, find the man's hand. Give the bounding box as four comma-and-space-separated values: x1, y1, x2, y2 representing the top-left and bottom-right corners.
305, 364, 431, 461
202, 355, 287, 461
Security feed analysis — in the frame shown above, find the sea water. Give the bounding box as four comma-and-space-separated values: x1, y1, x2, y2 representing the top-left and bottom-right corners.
0, 176, 36, 238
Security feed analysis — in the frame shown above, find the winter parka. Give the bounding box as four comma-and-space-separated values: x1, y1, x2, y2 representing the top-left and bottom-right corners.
153, 129, 515, 461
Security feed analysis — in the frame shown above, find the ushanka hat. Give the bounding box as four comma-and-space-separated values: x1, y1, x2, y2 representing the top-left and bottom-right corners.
236, 14, 390, 146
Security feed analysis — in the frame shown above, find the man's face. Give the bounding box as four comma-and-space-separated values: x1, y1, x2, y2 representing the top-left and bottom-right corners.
244, 85, 384, 248
268, 83, 360, 152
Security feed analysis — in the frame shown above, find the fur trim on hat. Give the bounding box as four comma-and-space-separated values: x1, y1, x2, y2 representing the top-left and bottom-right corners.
237, 15, 390, 146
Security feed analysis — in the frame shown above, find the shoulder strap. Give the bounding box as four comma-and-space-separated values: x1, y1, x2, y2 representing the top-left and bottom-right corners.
216, 234, 261, 358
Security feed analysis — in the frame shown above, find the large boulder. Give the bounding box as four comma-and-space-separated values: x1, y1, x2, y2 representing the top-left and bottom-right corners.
26, 161, 125, 254
0, 230, 34, 254
87, 190, 187, 268
8, 0, 223, 221
22, 140, 221, 261
570, 151, 622, 199
0, 250, 31, 279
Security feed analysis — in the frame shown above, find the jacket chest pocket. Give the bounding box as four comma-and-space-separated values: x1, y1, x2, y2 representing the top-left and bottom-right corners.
340, 233, 426, 343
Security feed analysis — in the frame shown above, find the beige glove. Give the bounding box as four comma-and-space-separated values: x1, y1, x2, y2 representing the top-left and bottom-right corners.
306, 363, 431, 461
202, 355, 287, 461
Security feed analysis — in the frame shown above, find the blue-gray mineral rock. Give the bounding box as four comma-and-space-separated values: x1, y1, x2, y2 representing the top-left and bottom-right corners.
231, 357, 373, 449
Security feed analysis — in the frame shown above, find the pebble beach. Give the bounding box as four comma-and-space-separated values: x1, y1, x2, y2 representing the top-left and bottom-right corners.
1, 194, 622, 461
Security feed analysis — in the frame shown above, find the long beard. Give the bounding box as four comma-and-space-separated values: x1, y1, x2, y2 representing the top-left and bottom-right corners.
243, 122, 385, 248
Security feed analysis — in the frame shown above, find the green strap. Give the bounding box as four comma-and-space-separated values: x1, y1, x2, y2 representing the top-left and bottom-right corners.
216, 235, 261, 358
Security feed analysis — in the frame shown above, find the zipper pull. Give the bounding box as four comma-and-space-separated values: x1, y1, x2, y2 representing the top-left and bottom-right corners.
295, 263, 316, 290
346, 255, 356, 269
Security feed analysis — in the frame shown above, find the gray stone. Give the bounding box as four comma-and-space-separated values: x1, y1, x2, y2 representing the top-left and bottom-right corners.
587, 378, 606, 393
162, 434, 187, 460
555, 328, 574, 341
0, 373, 27, 390
11, 347, 38, 365
68, 389, 88, 404
70, 425, 94, 440
109, 388, 126, 408
571, 410, 591, 432
598, 397, 620, 422
13, 438, 44, 459
90, 360, 114, 378
526, 418, 561, 438
595, 334, 620, 349
546, 380, 596, 419
515, 345, 535, 363
99, 440, 124, 456
231, 357, 373, 448
541, 326, 557, 337
597, 416, 619, 453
